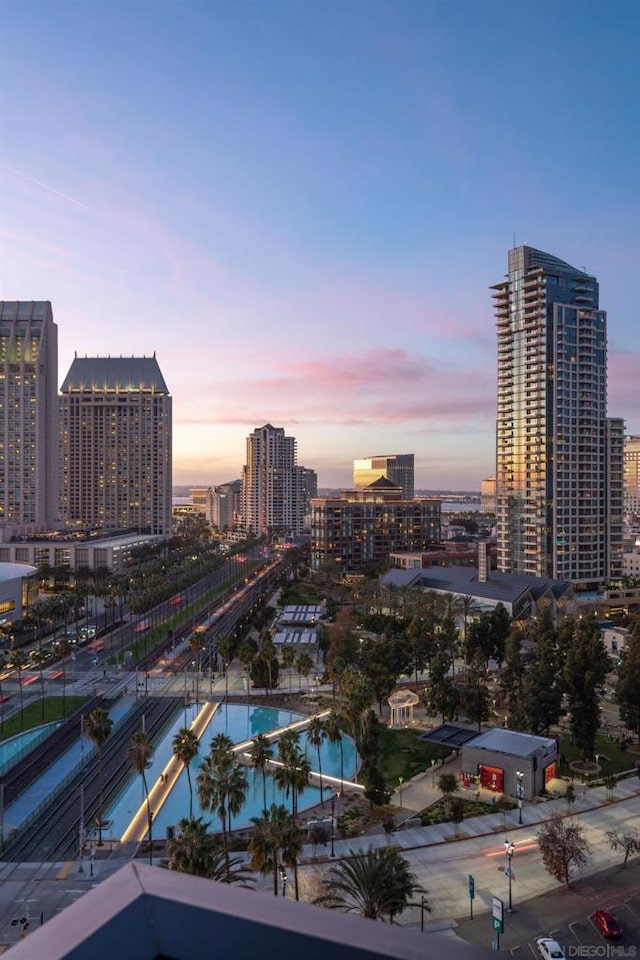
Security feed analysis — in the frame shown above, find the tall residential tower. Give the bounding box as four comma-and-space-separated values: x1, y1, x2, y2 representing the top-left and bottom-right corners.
0, 301, 59, 538
241, 423, 305, 536
492, 246, 622, 587
60, 355, 172, 535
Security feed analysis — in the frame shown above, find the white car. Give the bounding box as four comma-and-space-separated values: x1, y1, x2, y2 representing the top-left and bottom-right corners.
536, 938, 565, 960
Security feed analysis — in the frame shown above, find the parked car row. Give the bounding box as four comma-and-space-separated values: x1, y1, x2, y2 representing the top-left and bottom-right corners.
536, 910, 624, 960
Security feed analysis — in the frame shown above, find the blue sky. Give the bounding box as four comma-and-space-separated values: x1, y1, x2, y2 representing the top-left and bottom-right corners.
1, 0, 639, 489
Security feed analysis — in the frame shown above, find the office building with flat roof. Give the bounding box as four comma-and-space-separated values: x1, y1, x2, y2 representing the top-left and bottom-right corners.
0, 301, 59, 539
625, 435, 640, 516
353, 454, 414, 500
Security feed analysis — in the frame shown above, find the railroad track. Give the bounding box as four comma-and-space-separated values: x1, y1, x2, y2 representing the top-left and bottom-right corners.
2, 696, 182, 862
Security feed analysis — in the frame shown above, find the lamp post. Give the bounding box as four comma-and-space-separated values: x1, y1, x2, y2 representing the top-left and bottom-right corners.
280, 866, 288, 898
420, 895, 427, 932
398, 777, 404, 809
516, 770, 524, 824
330, 794, 336, 858
504, 839, 515, 913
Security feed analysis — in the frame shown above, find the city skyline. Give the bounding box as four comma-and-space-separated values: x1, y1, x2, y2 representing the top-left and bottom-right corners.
2, 2, 639, 489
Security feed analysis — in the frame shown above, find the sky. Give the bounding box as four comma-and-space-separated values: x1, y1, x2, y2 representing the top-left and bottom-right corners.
1, 0, 639, 490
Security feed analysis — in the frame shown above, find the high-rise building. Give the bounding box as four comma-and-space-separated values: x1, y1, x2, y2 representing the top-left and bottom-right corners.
480, 477, 497, 514
492, 245, 622, 587
240, 423, 304, 535
209, 480, 242, 531
60, 355, 172, 535
353, 454, 414, 500
624, 435, 640, 516
311, 478, 440, 573
0, 301, 59, 538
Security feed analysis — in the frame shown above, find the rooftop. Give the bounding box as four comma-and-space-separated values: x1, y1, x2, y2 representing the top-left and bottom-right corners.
466, 728, 556, 759
61, 356, 169, 393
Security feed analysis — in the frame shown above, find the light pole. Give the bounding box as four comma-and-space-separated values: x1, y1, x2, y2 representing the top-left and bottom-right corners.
504, 839, 515, 913
431, 758, 437, 787
330, 794, 336, 857
398, 777, 404, 809
516, 770, 524, 824
280, 866, 288, 898
420, 895, 427, 932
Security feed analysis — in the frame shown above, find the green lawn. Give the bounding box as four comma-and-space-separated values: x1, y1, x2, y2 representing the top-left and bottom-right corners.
0, 696, 88, 741
378, 726, 450, 787
558, 732, 637, 778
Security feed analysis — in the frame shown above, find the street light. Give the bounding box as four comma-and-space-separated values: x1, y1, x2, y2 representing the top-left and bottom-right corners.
516, 770, 524, 824
280, 866, 288, 897
398, 777, 404, 809
504, 839, 515, 913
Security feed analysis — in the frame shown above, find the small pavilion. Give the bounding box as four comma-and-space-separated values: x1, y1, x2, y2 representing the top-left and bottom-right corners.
388, 689, 419, 728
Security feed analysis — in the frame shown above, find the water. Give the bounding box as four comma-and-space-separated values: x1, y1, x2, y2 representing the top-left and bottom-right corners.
106, 703, 356, 838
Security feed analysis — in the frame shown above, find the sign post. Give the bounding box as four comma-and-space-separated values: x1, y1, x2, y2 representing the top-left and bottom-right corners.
492, 895, 504, 950
468, 874, 475, 920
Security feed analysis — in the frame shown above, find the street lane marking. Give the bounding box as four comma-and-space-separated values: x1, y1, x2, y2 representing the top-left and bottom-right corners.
56, 862, 73, 880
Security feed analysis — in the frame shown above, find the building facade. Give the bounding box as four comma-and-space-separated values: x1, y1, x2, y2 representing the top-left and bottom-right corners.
209, 480, 242, 531
60, 355, 172, 535
0, 301, 59, 539
311, 478, 440, 573
240, 424, 303, 536
480, 477, 496, 514
625, 435, 640, 516
353, 454, 414, 500
492, 246, 622, 588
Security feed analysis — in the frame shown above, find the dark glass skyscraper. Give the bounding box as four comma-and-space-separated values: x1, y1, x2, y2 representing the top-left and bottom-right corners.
492, 246, 622, 587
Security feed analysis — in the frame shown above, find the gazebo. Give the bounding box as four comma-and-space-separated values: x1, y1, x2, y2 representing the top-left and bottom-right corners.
388, 689, 419, 729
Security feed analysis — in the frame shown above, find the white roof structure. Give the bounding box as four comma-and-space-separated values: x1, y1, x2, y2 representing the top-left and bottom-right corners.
0, 561, 37, 582
467, 728, 555, 759
272, 630, 318, 646
279, 604, 325, 624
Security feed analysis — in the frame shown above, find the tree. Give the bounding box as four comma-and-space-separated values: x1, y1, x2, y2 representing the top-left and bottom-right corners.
127, 730, 153, 864
172, 727, 200, 819
324, 709, 345, 793
251, 638, 279, 695
340, 666, 374, 749
281, 644, 297, 693
248, 803, 298, 896
606, 829, 640, 868
437, 773, 458, 815
314, 846, 426, 923
461, 684, 489, 731
168, 816, 252, 884
450, 797, 465, 836
30, 647, 48, 721
428, 652, 460, 722
295, 651, 314, 692
197, 734, 248, 882
250, 733, 274, 813
537, 815, 591, 887
616, 617, 640, 741
306, 717, 326, 805
564, 614, 610, 758
327, 608, 359, 666
522, 608, 563, 735
499, 629, 527, 729
55, 637, 72, 718
85, 707, 113, 846
272, 740, 310, 900
9, 649, 28, 726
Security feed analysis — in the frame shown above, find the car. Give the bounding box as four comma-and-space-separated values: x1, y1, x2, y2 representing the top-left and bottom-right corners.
590, 910, 622, 940
536, 938, 566, 960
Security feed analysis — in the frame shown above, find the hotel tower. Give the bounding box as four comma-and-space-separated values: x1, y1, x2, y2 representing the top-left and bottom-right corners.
492, 246, 623, 588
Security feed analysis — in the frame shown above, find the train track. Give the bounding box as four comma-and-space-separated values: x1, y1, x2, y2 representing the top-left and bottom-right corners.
1, 695, 104, 808
2, 696, 182, 862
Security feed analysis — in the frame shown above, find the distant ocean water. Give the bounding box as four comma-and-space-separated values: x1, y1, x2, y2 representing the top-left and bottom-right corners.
441, 501, 482, 513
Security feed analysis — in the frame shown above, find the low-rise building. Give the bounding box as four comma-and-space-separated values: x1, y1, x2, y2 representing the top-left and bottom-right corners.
461, 728, 558, 800
0, 561, 38, 623
0, 532, 165, 574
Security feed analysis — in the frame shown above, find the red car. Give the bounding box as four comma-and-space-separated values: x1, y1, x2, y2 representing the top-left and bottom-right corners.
590, 910, 622, 940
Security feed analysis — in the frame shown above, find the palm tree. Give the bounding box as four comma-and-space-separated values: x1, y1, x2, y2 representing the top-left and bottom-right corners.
295, 651, 314, 691
250, 733, 274, 813
55, 636, 71, 717
168, 816, 253, 884
272, 742, 310, 901
127, 730, 153, 864
281, 644, 296, 693
8, 649, 28, 726
324, 709, 344, 793
0, 652, 6, 733
197, 737, 248, 882
30, 647, 48, 721
314, 846, 426, 923
172, 727, 200, 818
248, 803, 296, 896
85, 707, 113, 846
306, 717, 326, 805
